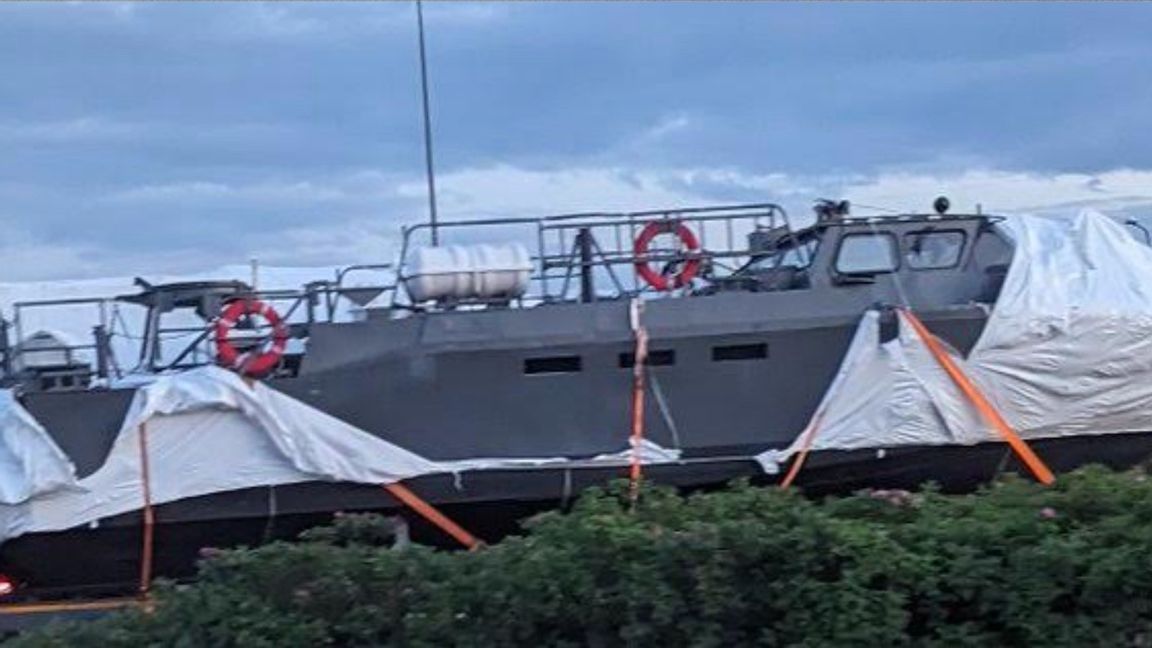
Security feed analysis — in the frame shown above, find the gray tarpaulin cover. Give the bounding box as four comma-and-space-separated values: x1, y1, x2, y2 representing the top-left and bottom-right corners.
758, 210, 1152, 472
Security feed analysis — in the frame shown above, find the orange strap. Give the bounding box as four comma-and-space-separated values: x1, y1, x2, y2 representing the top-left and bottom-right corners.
901, 309, 1055, 485
0, 597, 142, 616
628, 299, 649, 506
236, 378, 480, 550
136, 423, 156, 599
779, 412, 825, 489
382, 483, 481, 550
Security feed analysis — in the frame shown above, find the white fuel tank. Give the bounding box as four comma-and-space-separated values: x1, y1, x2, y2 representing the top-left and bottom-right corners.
405, 242, 533, 303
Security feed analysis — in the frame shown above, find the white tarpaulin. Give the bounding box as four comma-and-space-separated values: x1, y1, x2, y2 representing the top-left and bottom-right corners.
0, 366, 681, 542
758, 210, 1152, 471
0, 390, 77, 505
0, 367, 445, 541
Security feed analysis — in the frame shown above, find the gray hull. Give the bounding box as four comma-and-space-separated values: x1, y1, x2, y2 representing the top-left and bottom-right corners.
20, 301, 989, 474
283, 300, 990, 460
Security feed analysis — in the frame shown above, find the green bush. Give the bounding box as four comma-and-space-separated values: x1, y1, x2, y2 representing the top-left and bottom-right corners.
11, 466, 1152, 647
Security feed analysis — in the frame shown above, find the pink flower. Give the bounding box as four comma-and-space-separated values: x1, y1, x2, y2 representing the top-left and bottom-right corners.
868, 489, 914, 507
1039, 507, 1058, 520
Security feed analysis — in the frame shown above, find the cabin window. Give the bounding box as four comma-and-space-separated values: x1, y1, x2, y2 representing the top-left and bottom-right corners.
524, 355, 582, 375
619, 349, 676, 368
746, 238, 820, 271
712, 343, 768, 362
835, 233, 899, 274
905, 230, 966, 269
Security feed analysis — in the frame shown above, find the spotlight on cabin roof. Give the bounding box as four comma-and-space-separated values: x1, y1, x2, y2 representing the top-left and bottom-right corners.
934, 196, 951, 215
814, 199, 851, 223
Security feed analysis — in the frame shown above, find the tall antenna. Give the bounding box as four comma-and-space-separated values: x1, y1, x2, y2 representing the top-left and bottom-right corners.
415, 0, 440, 245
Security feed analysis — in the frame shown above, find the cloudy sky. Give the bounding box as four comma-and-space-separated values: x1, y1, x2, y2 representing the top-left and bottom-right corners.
1, 2, 1150, 280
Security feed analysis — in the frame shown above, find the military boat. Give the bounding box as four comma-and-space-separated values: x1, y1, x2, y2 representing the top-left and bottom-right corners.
2, 198, 1151, 603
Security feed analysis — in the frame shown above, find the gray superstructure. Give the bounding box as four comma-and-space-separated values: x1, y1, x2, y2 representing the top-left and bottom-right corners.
4, 201, 1010, 462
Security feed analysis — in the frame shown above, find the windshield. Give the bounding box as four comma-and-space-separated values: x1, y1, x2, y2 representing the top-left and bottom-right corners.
743, 238, 819, 272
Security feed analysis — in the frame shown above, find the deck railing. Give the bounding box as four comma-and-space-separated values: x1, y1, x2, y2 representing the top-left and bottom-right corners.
0, 264, 396, 386
393, 202, 799, 307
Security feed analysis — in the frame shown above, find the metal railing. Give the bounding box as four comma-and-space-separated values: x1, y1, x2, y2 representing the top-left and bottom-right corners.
392, 202, 799, 307
0, 264, 396, 384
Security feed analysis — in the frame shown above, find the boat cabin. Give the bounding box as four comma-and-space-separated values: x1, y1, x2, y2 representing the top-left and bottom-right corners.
0, 199, 1012, 399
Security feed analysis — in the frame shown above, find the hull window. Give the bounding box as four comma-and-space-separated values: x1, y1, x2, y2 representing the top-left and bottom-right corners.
619, 349, 676, 368
524, 355, 582, 375
712, 343, 768, 362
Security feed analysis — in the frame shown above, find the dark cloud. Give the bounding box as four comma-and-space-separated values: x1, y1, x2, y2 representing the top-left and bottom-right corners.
0, 2, 1149, 279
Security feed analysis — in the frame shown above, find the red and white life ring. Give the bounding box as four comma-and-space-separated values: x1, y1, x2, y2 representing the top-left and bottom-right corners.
633, 220, 702, 291
214, 299, 289, 378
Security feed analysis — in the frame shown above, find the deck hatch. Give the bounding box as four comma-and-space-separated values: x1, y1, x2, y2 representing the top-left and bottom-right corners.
711, 343, 768, 362
523, 355, 583, 375
618, 349, 676, 368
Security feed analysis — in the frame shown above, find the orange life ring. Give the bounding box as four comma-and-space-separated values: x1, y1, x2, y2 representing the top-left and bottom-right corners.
633, 220, 701, 291
214, 299, 288, 378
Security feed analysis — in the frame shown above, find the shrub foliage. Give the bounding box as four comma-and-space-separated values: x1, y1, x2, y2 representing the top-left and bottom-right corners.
11, 466, 1152, 647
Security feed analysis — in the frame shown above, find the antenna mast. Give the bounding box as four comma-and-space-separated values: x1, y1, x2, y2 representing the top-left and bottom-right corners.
415, 0, 440, 245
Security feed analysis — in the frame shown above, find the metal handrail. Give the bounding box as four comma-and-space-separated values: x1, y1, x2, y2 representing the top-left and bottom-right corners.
392, 202, 796, 307
1, 264, 399, 381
